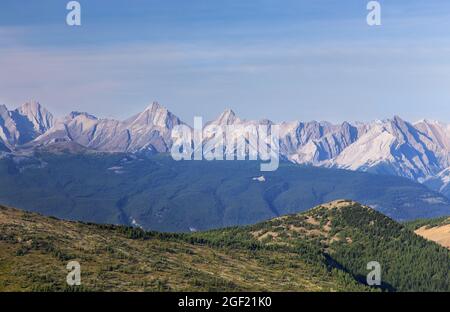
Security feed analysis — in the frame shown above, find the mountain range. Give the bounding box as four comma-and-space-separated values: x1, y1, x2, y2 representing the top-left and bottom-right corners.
3, 101, 450, 195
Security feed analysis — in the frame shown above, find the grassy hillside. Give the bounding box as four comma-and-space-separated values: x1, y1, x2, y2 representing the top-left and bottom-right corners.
0, 204, 366, 292
193, 200, 450, 292
0, 200, 449, 292
0, 152, 449, 232
406, 217, 450, 249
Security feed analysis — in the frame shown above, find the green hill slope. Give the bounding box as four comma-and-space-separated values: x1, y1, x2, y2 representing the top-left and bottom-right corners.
0, 200, 449, 292
0, 204, 366, 292
406, 216, 450, 231
193, 200, 450, 292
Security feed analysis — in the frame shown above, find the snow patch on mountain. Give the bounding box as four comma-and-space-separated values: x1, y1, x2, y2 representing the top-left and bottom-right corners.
252, 175, 266, 182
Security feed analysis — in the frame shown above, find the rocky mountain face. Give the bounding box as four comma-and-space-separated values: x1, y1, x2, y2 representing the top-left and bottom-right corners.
280, 120, 368, 164
0, 101, 54, 151
203, 111, 450, 184
29, 101, 183, 153
329, 117, 444, 181
4, 100, 450, 191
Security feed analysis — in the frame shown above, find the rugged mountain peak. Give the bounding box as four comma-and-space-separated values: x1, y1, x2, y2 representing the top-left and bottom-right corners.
341, 121, 351, 127
0, 104, 8, 115
130, 101, 181, 129
16, 101, 54, 133
145, 101, 164, 112
213, 108, 241, 125
414, 119, 450, 154
0, 101, 55, 145
222, 108, 235, 116
18, 101, 42, 115
392, 115, 405, 123
416, 119, 442, 126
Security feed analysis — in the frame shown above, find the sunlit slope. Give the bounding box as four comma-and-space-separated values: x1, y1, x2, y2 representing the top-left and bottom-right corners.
406, 217, 450, 249
0, 204, 366, 292
195, 200, 450, 292
1, 200, 449, 292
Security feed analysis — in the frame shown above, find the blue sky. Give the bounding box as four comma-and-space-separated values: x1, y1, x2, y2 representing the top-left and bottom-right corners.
1, 0, 450, 123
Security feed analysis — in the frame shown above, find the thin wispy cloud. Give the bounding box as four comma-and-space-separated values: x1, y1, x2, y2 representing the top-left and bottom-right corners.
1, 1, 450, 123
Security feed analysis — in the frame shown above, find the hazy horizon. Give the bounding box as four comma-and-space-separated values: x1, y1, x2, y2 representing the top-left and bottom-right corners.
1, 0, 450, 123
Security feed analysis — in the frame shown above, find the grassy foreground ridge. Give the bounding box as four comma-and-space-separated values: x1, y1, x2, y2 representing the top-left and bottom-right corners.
0, 200, 449, 292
